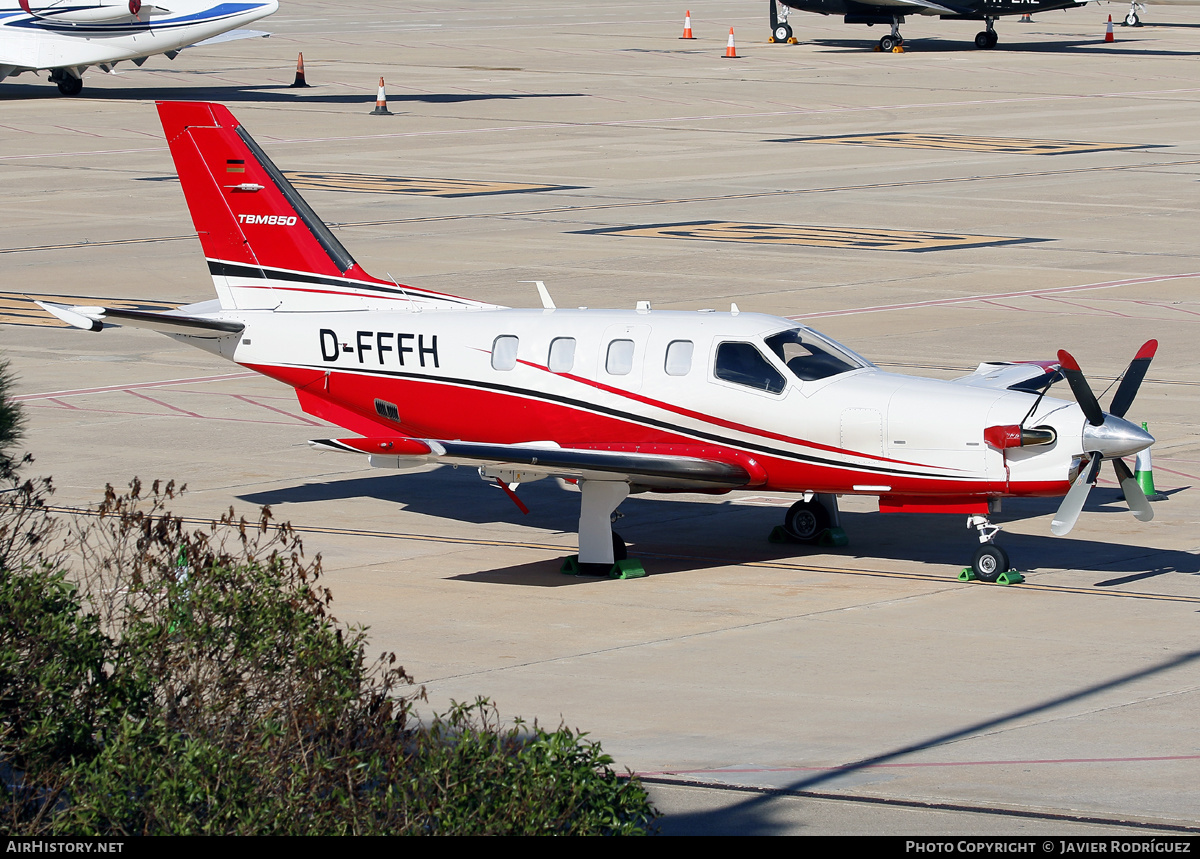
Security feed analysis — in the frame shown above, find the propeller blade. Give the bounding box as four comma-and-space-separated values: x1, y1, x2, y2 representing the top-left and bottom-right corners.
1051, 455, 1102, 536
1057, 349, 1105, 427
1109, 339, 1158, 419
1113, 458, 1154, 523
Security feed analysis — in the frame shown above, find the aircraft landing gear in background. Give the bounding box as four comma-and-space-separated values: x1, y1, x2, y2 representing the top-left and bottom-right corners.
768, 1, 796, 43
1125, 3, 1144, 25
974, 18, 998, 49
50, 69, 83, 95
880, 16, 904, 51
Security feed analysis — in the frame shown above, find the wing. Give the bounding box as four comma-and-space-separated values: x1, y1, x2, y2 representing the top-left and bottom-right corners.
952, 360, 1063, 393
310, 437, 765, 492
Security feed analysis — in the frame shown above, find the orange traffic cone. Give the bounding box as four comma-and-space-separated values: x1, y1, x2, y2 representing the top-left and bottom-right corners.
1105, 14, 1115, 41
680, 10, 694, 39
370, 77, 393, 115
724, 26, 738, 58
1019, 13, 1032, 22
289, 52, 310, 88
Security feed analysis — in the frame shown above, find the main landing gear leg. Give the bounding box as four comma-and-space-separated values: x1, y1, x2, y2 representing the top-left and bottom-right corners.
962, 514, 1023, 584
769, 1, 795, 43
770, 493, 849, 546
974, 18, 998, 49
561, 480, 646, 579
879, 17, 904, 52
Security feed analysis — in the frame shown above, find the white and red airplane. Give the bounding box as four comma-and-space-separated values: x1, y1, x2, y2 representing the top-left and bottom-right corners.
0, 1, 277, 95
39, 101, 1158, 581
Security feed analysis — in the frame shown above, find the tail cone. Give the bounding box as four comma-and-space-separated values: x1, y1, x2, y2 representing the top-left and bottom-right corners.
724, 27, 738, 58
681, 10, 694, 39
1105, 15, 1115, 42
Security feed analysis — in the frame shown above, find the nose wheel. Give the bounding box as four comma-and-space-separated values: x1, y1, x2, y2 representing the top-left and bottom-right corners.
963, 514, 1023, 584
972, 544, 1009, 583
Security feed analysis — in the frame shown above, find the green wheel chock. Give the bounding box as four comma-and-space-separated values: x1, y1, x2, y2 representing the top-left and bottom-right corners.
768, 525, 793, 544
958, 567, 976, 582
561, 555, 647, 579
610, 559, 647, 579
818, 527, 849, 547
997, 570, 1025, 585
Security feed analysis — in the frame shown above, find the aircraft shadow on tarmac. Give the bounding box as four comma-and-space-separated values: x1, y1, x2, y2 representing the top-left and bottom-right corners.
807, 37, 1200, 56
239, 471, 1198, 586
652, 645, 1200, 835
0, 82, 583, 104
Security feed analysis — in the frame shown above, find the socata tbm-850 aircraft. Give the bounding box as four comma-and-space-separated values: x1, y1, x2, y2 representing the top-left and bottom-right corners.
0, 1, 277, 95
767, 0, 1086, 51
39, 102, 1158, 581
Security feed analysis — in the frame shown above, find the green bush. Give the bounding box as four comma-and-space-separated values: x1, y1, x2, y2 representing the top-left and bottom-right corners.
0, 461, 656, 833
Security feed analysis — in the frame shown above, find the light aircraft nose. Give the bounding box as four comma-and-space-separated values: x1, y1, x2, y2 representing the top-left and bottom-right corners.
1082, 414, 1154, 459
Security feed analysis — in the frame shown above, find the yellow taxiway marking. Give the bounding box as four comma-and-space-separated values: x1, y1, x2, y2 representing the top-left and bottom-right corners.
784, 133, 1153, 155
49, 507, 1198, 605
0, 291, 179, 328
281, 171, 577, 197
583, 221, 1040, 252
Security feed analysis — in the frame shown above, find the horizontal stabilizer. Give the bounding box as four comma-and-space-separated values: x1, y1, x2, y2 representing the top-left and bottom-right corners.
36, 300, 243, 339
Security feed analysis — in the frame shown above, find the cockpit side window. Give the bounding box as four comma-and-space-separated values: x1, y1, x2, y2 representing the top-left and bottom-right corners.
765, 328, 860, 382
714, 342, 785, 394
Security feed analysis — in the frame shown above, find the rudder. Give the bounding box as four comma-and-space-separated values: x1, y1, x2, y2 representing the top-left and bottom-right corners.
156, 102, 486, 312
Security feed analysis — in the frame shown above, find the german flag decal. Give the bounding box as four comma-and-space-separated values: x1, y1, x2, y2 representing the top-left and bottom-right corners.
226, 159, 246, 174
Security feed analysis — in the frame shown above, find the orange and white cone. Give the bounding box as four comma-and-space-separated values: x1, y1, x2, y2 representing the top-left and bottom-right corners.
724, 27, 738, 58
1105, 14, 1115, 41
370, 77, 393, 115
289, 52, 310, 88
1019, 13, 1032, 22
680, 10, 694, 39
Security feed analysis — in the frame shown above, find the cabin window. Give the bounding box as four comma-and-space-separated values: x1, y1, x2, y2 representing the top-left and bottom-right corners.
492, 335, 519, 371
664, 340, 693, 376
714, 341, 785, 394
606, 339, 635, 376
548, 337, 576, 373
764, 328, 861, 381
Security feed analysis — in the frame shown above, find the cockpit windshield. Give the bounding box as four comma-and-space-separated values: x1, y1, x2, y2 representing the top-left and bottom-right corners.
764, 327, 870, 382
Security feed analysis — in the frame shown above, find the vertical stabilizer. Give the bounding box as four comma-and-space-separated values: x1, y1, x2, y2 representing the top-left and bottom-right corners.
156, 101, 491, 312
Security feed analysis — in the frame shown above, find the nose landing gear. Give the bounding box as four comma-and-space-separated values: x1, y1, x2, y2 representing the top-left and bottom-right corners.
963, 514, 1023, 584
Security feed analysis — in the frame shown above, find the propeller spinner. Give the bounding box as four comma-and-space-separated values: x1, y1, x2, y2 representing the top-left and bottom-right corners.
1050, 341, 1157, 536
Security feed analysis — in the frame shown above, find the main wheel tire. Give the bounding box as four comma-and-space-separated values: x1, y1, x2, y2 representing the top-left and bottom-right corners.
986, 30, 998, 48
784, 500, 831, 543
56, 77, 83, 96
972, 544, 1010, 583
975, 31, 990, 49
774, 24, 793, 42
880, 35, 897, 51
1125, 12, 1139, 25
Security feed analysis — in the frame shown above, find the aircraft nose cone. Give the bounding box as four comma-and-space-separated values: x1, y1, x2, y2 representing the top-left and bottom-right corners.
1082, 415, 1155, 459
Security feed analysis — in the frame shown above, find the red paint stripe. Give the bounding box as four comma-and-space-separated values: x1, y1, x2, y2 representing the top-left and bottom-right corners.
126, 391, 204, 419
516, 359, 955, 473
